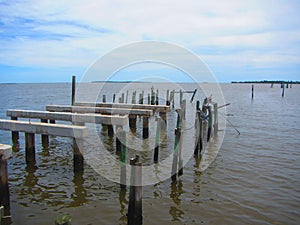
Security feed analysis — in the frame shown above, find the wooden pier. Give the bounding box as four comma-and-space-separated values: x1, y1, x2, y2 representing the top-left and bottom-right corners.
0, 78, 224, 225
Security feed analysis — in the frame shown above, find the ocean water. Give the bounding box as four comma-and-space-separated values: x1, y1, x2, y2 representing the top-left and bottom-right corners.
0, 83, 299, 225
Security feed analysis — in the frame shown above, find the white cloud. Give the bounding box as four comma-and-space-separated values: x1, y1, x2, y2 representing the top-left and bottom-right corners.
0, 0, 299, 81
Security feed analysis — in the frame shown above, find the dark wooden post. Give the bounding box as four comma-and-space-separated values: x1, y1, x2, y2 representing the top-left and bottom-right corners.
127, 156, 142, 225
125, 91, 128, 104
25, 133, 35, 165
155, 89, 159, 105
207, 106, 212, 142
73, 139, 84, 174
194, 110, 203, 156
282, 83, 285, 97
0, 144, 12, 219
113, 93, 116, 103
148, 93, 150, 105
102, 94, 106, 103
166, 90, 170, 106
10, 117, 19, 143
179, 89, 183, 105
251, 84, 254, 99
154, 118, 161, 163
171, 110, 181, 182
116, 125, 122, 153
142, 116, 149, 139
71, 75, 76, 106
41, 119, 49, 147
213, 103, 218, 135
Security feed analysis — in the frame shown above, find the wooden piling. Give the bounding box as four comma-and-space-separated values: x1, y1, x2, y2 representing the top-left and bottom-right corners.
10, 117, 19, 142
25, 133, 35, 164
151, 89, 155, 105
132, 91, 136, 104
154, 118, 161, 163
194, 110, 203, 156
71, 75, 76, 106
282, 83, 285, 97
147, 93, 150, 105
107, 125, 114, 138
102, 95, 106, 103
129, 115, 137, 133
171, 110, 181, 181
181, 99, 186, 121
207, 106, 212, 142
125, 91, 128, 104
0, 144, 12, 219
113, 94, 116, 103
128, 157, 142, 225
73, 139, 84, 174
251, 85, 254, 99
156, 89, 159, 105
179, 89, 183, 105
166, 90, 170, 106
142, 116, 149, 139
122, 93, 125, 104
190, 89, 197, 103
119, 129, 126, 190
116, 125, 122, 153
213, 102, 218, 135
41, 119, 49, 146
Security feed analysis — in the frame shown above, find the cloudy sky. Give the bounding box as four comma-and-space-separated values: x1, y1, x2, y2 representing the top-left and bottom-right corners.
0, 0, 299, 83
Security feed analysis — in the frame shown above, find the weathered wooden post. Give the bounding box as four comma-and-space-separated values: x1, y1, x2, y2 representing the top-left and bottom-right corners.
129, 114, 137, 133
194, 110, 203, 156
127, 156, 142, 225
147, 93, 150, 105
207, 106, 212, 142
73, 139, 84, 174
125, 91, 128, 104
151, 88, 155, 105
139, 93, 143, 104
119, 129, 126, 190
155, 89, 159, 105
251, 85, 254, 99
107, 124, 114, 138
179, 89, 183, 105
113, 93, 116, 103
41, 119, 49, 147
25, 133, 35, 165
190, 89, 197, 103
116, 125, 122, 153
142, 116, 149, 139
10, 117, 19, 143
102, 94, 106, 103
282, 83, 285, 97
181, 99, 186, 121
0, 144, 12, 220
154, 118, 161, 163
71, 75, 76, 106
166, 90, 170, 106
171, 110, 181, 182
213, 102, 218, 136
122, 93, 125, 103
132, 91, 136, 104
196, 100, 200, 111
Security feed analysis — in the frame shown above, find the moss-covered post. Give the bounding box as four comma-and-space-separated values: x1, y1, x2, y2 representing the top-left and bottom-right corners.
119, 129, 126, 190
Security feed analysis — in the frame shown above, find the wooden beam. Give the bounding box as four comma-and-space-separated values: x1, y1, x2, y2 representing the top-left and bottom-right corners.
74, 102, 170, 113
7, 109, 128, 126
46, 105, 153, 117
0, 119, 87, 138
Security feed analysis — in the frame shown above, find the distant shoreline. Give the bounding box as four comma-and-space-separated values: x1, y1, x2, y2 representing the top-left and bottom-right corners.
231, 80, 300, 84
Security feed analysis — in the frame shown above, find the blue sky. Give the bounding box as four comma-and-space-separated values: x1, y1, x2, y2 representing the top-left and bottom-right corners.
0, 0, 300, 83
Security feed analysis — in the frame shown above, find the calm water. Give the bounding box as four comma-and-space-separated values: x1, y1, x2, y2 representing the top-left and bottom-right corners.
0, 83, 299, 225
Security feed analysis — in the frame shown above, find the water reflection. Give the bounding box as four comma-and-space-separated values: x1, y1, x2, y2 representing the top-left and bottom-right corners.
169, 181, 184, 221
118, 189, 128, 224
69, 169, 87, 207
